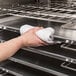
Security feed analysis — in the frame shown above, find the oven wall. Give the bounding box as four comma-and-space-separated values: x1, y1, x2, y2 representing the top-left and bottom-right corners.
0, 0, 36, 6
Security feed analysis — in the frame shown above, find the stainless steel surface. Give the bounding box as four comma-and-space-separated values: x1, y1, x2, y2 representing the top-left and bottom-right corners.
0, 16, 76, 41
0, 2, 76, 41
0, 60, 54, 76
0, 15, 21, 24
61, 62, 76, 71
0, 0, 76, 76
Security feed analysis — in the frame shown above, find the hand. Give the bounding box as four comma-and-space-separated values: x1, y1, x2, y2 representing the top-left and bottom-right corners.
19, 27, 46, 47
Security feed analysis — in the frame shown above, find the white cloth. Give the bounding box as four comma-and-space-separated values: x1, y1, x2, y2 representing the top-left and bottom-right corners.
36, 27, 55, 43
20, 24, 55, 44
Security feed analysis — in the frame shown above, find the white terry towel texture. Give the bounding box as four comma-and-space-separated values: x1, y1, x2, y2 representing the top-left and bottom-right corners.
20, 24, 55, 44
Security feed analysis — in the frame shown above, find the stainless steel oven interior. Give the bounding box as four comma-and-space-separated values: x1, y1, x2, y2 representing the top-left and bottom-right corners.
0, 0, 76, 76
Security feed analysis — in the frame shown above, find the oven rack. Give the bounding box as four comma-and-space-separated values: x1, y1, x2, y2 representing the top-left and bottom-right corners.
0, 22, 76, 76
1, 5, 76, 24
0, 60, 53, 76
0, 68, 18, 76
0, 29, 76, 64
8, 49, 76, 76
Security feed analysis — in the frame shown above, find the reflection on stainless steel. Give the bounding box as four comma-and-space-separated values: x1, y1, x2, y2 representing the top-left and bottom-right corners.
0, 60, 55, 76
56, 27, 76, 41
51, 17, 61, 20
68, 12, 76, 14
60, 18, 71, 21
61, 62, 76, 72
61, 44, 76, 51
61, 20, 76, 30
0, 0, 76, 76
2, 17, 76, 41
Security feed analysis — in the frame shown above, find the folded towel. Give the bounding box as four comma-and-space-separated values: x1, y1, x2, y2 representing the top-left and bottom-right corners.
20, 24, 55, 44
36, 27, 55, 43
